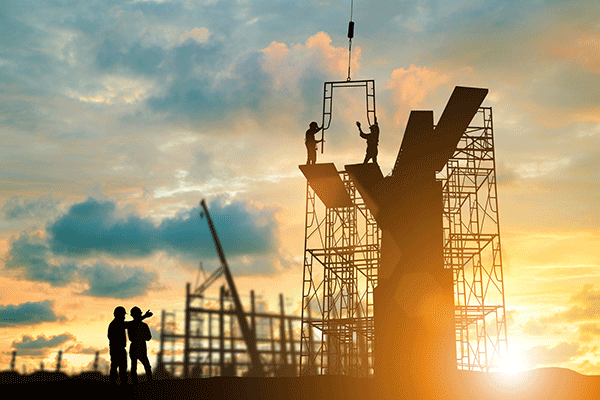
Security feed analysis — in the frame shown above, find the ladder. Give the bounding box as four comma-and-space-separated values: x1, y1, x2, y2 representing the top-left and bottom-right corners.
320, 79, 376, 153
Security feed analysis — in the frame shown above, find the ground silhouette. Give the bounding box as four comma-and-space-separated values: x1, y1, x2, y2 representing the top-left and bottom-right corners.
2, 367, 600, 400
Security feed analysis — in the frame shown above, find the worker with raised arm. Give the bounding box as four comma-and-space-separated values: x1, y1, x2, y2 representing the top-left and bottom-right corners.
128, 306, 154, 385
107, 306, 153, 385
305, 121, 323, 165
356, 117, 379, 164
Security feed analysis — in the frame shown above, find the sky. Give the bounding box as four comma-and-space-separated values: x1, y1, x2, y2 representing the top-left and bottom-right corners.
1, 0, 600, 375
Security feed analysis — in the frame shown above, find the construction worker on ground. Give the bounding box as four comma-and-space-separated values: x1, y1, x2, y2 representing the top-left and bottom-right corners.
128, 306, 154, 384
356, 117, 379, 164
305, 121, 323, 164
108, 306, 153, 385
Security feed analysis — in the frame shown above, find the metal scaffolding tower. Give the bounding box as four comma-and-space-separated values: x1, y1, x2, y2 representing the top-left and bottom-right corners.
299, 106, 507, 376
300, 167, 380, 377
440, 106, 508, 371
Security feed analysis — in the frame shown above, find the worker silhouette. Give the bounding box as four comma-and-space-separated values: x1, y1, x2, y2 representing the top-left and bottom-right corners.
305, 121, 323, 164
107, 306, 152, 385
128, 306, 153, 385
356, 118, 379, 164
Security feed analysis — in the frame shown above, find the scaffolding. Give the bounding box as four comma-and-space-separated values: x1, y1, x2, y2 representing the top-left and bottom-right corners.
159, 284, 302, 378
299, 107, 507, 375
300, 170, 380, 377
439, 106, 508, 371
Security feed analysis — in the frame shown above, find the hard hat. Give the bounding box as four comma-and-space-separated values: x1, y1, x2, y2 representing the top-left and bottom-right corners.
113, 306, 126, 317
130, 306, 142, 317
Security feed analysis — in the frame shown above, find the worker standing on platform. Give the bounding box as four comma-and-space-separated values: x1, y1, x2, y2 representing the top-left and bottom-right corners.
305, 121, 323, 164
356, 118, 379, 164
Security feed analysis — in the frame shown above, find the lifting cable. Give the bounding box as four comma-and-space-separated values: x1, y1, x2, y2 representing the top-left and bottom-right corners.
347, 0, 354, 81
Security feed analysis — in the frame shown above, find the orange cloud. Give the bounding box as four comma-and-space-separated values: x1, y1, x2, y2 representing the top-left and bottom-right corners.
305, 31, 361, 78
521, 341, 587, 366
553, 33, 600, 75
262, 41, 289, 70
261, 32, 361, 89
179, 27, 210, 44
385, 64, 470, 125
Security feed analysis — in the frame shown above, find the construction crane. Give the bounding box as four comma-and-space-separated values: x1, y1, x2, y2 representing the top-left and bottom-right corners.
199, 199, 265, 377
193, 261, 224, 296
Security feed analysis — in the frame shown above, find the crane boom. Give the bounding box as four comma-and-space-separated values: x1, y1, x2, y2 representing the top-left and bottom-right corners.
194, 264, 224, 296
199, 199, 265, 376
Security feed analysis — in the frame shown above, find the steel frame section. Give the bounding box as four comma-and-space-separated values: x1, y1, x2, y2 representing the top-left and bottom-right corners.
300, 171, 380, 377
320, 80, 376, 153
439, 106, 508, 371
159, 286, 301, 378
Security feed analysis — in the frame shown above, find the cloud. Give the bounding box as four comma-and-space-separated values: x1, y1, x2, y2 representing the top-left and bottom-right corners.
575, 359, 600, 375
571, 283, 600, 307
65, 343, 107, 355
2, 195, 281, 293
79, 262, 160, 299
179, 27, 211, 44
521, 341, 587, 366
4, 231, 162, 298
577, 322, 600, 343
526, 62, 600, 112
385, 64, 454, 125
0, 300, 65, 327
48, 199, 158, 258
97, 39, 167, 75
304, 32, 361, 79
548, 284, 600, 323
146, 48, 272, 123
521, 284, 600, 338
553, 33, 600, 75
521, 318, 551, 336
12, 333, 75, 356
48, 197, 279, 260
2, 195, 61, 221
512, 157, 572, 180
5, 232, 78, 287
146, 31, 358, 127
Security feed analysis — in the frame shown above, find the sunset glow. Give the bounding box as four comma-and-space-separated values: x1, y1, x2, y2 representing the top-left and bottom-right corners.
1, 0, 600, 377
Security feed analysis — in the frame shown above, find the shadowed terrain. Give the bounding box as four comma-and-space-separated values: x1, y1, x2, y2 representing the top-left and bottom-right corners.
2, 368, 600, 400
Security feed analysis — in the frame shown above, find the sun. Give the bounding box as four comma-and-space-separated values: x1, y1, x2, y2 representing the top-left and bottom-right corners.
499, 353, 527, 374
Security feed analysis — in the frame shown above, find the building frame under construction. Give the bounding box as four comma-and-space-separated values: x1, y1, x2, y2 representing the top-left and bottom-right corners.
299, 106, 507, 376
158, 284, 302, 378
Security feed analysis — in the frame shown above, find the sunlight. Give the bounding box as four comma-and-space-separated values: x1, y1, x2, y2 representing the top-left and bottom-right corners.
499, 353, 527, 374
493, 353, 530, 389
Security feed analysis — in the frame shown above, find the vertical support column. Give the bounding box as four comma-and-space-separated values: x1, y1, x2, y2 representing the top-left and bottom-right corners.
270, 318, 276, 373
279, 294, 288, 368
183, 283, 191, 379
251, 290, 256, 334
208, 312, 213, 376
159, 310, 166, 369
10, 350, 16, 372
219, 286, 225, 375
230, 303, 236, 375
307, 304, 314, 374
288, 317, 297, 375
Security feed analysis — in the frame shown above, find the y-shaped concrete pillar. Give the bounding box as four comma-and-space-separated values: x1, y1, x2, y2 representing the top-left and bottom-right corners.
346, 86, 488, 398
